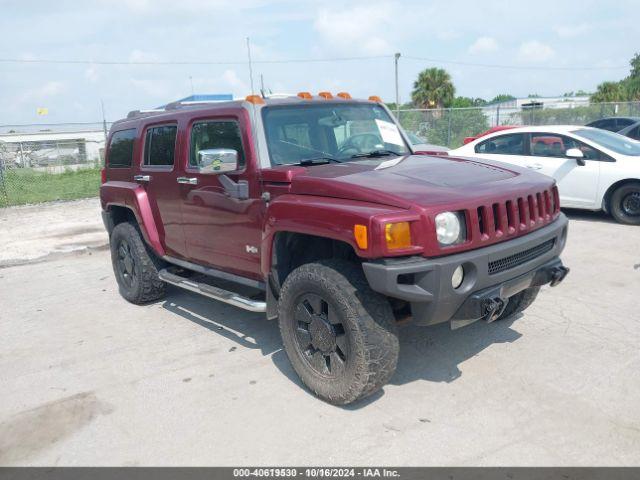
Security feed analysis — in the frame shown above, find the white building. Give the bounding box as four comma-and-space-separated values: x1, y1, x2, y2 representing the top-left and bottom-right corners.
0, 130, 105, 169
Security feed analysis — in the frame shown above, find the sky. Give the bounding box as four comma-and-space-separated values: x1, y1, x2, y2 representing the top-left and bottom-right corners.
1, 0, 639, 125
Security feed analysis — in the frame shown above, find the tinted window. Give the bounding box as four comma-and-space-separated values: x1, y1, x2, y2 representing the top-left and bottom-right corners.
475, 133, 525, 155
593, 119, 618, 132
189, 121, 245, 168
144, 125, 177, 166
628, 125, 640, 141
616, 118, 635, 128
108, 129, 136, 167
530, 133, 600, 160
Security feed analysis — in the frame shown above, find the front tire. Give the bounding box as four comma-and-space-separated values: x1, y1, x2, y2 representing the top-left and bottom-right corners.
278, 260, 399, 405
610, 183, 640, 225
110, 222, 166, 304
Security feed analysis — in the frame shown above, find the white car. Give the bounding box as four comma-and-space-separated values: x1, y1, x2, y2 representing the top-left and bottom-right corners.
449, 125, 640, 224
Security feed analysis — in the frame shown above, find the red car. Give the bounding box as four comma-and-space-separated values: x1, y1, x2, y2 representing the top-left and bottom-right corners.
463, 125, 518, 145
101, 93, 568, 404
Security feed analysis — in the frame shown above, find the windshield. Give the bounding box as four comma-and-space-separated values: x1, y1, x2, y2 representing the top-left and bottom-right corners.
262, 103, 410, 165
573, 128, 640, 156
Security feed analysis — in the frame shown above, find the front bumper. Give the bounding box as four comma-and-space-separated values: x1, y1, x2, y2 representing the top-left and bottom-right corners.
362, 214, 569, 328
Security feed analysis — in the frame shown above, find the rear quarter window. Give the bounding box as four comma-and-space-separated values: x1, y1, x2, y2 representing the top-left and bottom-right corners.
107, 129, 136, 167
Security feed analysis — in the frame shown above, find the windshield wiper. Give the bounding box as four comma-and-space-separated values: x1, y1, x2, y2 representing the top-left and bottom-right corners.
350, 149, 403, 159
297, 156, 343, 166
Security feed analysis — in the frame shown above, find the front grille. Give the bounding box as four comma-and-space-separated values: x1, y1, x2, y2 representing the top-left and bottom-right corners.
488, 238, 555, 275
475, 186, 560, 241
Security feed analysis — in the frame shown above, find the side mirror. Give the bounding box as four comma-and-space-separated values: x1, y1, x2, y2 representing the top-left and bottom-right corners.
565, 148, 586, 166
196, 148, 239, 174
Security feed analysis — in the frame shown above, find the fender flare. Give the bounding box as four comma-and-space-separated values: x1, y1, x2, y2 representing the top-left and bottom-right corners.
101, 181, 165, 257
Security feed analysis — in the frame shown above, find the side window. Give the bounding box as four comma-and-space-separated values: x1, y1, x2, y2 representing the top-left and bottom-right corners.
189, 121, 245, 170
597, 119, 618, 132
475, 133, 525, 155
143, 125, 177, 166
628, 126, 640, 141
530, 133, 601, 160
616, 119, 635, 129
108, 129, 136, 167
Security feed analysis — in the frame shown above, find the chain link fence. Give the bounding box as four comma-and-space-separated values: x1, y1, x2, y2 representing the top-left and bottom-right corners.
396, 100, 640, 149
0, 134, 105, 207
1, 101, 639, 207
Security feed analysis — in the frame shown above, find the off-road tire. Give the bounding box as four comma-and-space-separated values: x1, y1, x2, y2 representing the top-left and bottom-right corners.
609, 183, 640, 225
110, 222, 166, 304
278, 259, 399, 405
495, 287, 540, 321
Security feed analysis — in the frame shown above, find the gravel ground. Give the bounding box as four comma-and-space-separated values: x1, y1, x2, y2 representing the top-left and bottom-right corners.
0, 200, 639, 466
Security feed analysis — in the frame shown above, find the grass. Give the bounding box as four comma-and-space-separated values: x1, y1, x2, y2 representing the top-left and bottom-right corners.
0, 167, 101, 207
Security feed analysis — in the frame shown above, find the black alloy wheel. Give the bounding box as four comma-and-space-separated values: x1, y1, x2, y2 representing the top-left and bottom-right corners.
293, 293, 348, 378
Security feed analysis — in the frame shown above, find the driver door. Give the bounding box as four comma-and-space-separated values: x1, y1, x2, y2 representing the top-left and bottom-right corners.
525, 133, 601, 208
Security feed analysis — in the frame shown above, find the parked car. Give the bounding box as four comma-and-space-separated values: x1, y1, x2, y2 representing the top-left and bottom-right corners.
586, 116, 640, 133
101, 93, 569, 405
406, 132, 449, 155
462, 125, 518, 145
617, 121, 640, 141
450, 125, 640, 224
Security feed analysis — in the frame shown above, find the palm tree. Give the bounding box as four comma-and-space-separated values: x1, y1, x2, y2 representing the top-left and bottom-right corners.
591, 81, 627, 103
411, 68, 455, 109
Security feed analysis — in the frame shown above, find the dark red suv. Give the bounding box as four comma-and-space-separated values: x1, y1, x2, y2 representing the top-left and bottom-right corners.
101, 93, 569, 404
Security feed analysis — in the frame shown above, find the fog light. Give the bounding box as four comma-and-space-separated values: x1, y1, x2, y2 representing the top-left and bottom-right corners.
452, 265, 464, 289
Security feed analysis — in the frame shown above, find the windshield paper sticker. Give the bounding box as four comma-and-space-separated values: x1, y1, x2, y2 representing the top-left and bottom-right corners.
375, 119, 404, 146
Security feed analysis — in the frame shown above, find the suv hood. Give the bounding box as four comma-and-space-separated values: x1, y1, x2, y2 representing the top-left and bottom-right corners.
286, 154, 547, 209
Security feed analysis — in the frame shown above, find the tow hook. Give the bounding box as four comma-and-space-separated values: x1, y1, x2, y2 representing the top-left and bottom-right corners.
549, 266, 570, 287
483, 297, 508, 322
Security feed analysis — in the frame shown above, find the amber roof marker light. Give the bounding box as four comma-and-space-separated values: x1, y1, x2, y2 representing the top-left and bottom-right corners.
337, 92, 352, 99
318, 91, 334, 99
245, 95, 265, 104
368, 95, 382, 102
297, 92, 312, 99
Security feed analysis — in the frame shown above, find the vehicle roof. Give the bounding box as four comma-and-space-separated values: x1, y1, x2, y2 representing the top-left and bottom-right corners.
478, 125, 599, 135
110, 95, 378, 130
589, 116, 640, 122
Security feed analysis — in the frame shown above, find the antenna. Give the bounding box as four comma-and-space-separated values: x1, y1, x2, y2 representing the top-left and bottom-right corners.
246, 37, 255, 96
260, 73, 265, 98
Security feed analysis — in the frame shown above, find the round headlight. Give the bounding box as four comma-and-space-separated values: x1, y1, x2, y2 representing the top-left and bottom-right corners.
435, 211, 462, 245
452, 265, 464, 289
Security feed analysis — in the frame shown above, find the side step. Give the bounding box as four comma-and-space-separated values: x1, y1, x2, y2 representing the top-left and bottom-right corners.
158, 268, 266, 313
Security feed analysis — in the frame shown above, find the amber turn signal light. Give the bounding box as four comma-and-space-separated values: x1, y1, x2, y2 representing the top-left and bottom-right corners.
385, 222, 411, 250
353, 224, 368, 250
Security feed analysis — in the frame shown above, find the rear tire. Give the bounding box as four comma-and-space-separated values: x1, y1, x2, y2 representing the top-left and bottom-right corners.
278, 259, 399, 405
110, 222, 166, 304
495, 287, 540, 321
610, 183, 640, 225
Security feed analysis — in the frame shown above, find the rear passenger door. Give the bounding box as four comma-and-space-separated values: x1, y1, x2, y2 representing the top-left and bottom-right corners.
473, 133, 528, 168
138, 123, 188, 258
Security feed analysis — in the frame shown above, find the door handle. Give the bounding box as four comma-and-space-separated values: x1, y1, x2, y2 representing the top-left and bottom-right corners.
177, 177, 198, 185
133, 175, 151, 182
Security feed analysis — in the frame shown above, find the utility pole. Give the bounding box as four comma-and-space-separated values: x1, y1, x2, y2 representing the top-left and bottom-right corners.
394, 52, 401, 117
100, 99, 108, 142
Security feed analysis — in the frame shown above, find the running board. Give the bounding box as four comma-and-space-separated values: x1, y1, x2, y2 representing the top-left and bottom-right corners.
158, 269, 266, 313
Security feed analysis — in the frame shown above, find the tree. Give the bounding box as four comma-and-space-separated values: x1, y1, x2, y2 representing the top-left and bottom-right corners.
411, 68, 455, 109
591, 81, 627, 102
451, 96, 486, 108
489, 94, 516, 104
